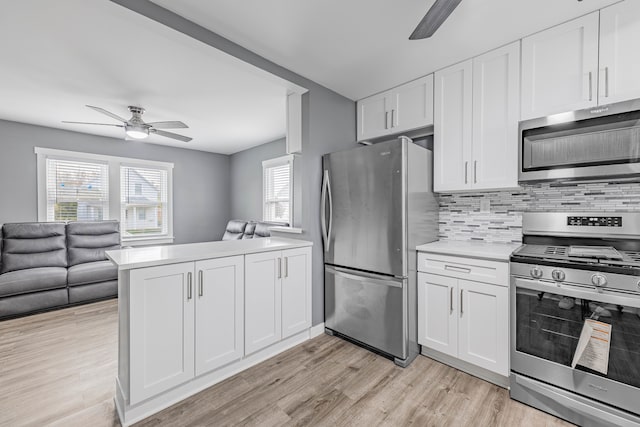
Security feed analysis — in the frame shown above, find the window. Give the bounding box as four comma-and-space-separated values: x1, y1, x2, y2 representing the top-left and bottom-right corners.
121, 165, 168, 238
36, 147, 173, 245
44, 158, 109, 222
262, 155, 293, 225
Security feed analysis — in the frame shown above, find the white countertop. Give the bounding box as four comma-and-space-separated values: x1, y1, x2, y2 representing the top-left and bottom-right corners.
416, 240, 522, 261
107, 237, 312, 270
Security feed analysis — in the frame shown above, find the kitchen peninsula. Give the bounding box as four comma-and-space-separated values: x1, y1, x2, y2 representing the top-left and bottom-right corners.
107, 237, 313, 426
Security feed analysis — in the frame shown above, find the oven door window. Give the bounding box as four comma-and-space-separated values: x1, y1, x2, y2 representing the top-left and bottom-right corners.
515, 284, 640, 388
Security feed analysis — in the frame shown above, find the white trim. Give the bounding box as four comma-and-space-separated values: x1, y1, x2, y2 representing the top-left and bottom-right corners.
286, 93, 302, 154
309, 322, 326, 338
269, 226, 303, 234
35, 147, 174, 241
34, 147, 174, 169
262, 154, 295, 226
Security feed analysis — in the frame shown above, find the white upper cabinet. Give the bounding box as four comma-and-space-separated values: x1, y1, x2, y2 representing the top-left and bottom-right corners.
435, 43, 520, 192
521, 13, 600, 120
434, 60, 473, 192
599, 1, 640, 105
472, 42, 520, 190
357, 75, 434, 142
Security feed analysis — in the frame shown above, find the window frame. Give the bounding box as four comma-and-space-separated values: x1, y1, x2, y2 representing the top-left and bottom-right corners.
35, 147, 174, 246
262, 154, 294, 226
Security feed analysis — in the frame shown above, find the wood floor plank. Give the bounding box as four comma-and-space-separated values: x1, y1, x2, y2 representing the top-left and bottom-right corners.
0, 299, 575, 426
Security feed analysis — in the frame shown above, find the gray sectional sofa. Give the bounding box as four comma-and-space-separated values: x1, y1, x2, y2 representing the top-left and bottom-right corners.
221, 219, 287, 240
0, 220, 120, 320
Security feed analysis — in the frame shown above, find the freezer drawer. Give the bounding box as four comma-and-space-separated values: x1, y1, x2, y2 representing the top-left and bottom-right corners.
324, 265, 406, 359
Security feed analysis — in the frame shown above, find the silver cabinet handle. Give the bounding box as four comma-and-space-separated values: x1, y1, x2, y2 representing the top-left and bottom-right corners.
460, 289, 464, 314
605, 67, 609, 98
187, 272, 193, 300
474, 160, 477, 184
385, 111, 389, 129
198, 270, 203, 297
278, 257, 282, 279
588, 71, 593, 101
391, 109, 395, 128
464, 161, 468, 184
445, 265, 471, 274
450, 286, 454, 313
284, 257, 288, 278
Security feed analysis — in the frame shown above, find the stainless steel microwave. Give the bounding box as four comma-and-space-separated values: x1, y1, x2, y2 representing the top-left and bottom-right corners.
518, 98, 640, 183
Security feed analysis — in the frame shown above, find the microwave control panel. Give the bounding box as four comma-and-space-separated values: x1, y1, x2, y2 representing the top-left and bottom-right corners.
567, 216, 622, 227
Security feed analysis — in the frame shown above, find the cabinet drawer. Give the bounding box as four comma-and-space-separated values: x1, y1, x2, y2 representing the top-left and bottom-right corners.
417, 252, 508, 286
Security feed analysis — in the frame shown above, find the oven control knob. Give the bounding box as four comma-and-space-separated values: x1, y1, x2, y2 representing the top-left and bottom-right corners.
591, 274, 608, 287
530, 266, 543, 279
551, 269, 565, 282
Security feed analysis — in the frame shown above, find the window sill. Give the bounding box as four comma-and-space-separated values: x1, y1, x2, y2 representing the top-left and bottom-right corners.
269, 226, 303, 234
122, 236, 175, 247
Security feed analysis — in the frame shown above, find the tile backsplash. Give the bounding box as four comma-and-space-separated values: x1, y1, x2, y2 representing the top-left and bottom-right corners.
438, 181, 640, 243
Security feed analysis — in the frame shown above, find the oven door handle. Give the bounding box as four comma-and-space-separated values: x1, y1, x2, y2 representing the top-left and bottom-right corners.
514, 278, 640, 309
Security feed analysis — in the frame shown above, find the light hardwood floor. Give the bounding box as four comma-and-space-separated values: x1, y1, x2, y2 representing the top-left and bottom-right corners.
0, 299, 572, 427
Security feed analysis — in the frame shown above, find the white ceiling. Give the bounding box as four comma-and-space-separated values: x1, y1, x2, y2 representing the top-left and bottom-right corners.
0, 0, 291, 155
151, 0, 622, 100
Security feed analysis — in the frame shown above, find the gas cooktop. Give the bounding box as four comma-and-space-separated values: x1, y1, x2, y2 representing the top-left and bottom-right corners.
512, 244, 640, 270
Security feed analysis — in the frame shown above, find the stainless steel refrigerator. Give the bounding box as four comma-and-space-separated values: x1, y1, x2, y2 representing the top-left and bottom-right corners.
322, 136, 438, 367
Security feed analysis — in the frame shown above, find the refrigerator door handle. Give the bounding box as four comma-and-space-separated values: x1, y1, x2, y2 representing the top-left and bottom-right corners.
321, 169, 330, 252
327, 170, 333, 251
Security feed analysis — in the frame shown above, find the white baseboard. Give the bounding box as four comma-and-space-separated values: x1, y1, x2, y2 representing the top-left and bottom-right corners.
309, 322, 325, 338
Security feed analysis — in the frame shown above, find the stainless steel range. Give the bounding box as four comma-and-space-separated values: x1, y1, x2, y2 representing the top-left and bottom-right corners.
510, 212, 640, 427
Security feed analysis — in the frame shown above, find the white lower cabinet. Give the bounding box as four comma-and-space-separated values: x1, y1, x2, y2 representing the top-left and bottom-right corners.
245, 247, 312, 354
130, 261, 195, 405
195, 256, 244, 376
418, 257, 509, 378
128, 247, 311, 405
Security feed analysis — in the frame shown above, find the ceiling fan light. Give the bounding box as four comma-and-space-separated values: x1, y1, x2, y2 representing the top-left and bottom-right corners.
125, 124, 149, 139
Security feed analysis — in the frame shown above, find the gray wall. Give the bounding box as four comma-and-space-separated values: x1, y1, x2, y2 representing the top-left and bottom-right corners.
229, 138, 285, 221
0, 119, 230, 244
111, 0, 359, 325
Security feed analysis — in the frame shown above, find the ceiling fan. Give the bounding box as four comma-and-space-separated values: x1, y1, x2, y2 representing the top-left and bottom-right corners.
409, 0, 463, 40
63, 105, 192, 142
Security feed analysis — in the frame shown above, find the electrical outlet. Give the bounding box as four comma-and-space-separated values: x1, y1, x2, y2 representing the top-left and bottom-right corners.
480, 199, 490, 213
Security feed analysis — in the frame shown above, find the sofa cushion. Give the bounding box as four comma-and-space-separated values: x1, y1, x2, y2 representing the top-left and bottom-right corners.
254, 222, 272, 238
242, 222, 257, 239
222, 220, 247, 241
67, 220, 120, 266
1, 223, 67, 273
0, 267, 68, 297
67, 260, 118, 287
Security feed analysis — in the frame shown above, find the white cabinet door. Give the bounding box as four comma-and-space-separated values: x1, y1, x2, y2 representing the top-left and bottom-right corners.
281, 247, 311, 339
521, 12, 600, 120
129, 262, 195, 404
245, 251, 282, 355
434, 60, 473, 192
599, 1, 640, 105
417, 272, 458, 357
357, 91, 392, 141
392, 74, 434, 133
457, 279, 509, 376
472, 42, 520, 191
194, 255, 244, 376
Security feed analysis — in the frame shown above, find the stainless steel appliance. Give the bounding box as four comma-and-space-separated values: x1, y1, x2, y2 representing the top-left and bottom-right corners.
510, 212, 640, 426
518, 98, 640, 183
322, 136, 438, 367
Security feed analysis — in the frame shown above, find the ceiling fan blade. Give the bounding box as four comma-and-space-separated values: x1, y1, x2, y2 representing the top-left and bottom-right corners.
409, 0, 463, 40
62, 121, 124, 127
86, 105, 128, 123
150, 129, 192, 142
147, 121, 188, 129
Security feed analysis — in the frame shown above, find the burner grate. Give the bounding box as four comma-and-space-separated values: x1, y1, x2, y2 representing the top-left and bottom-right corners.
624, 251, 640, 262
544, 246, 567, 256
